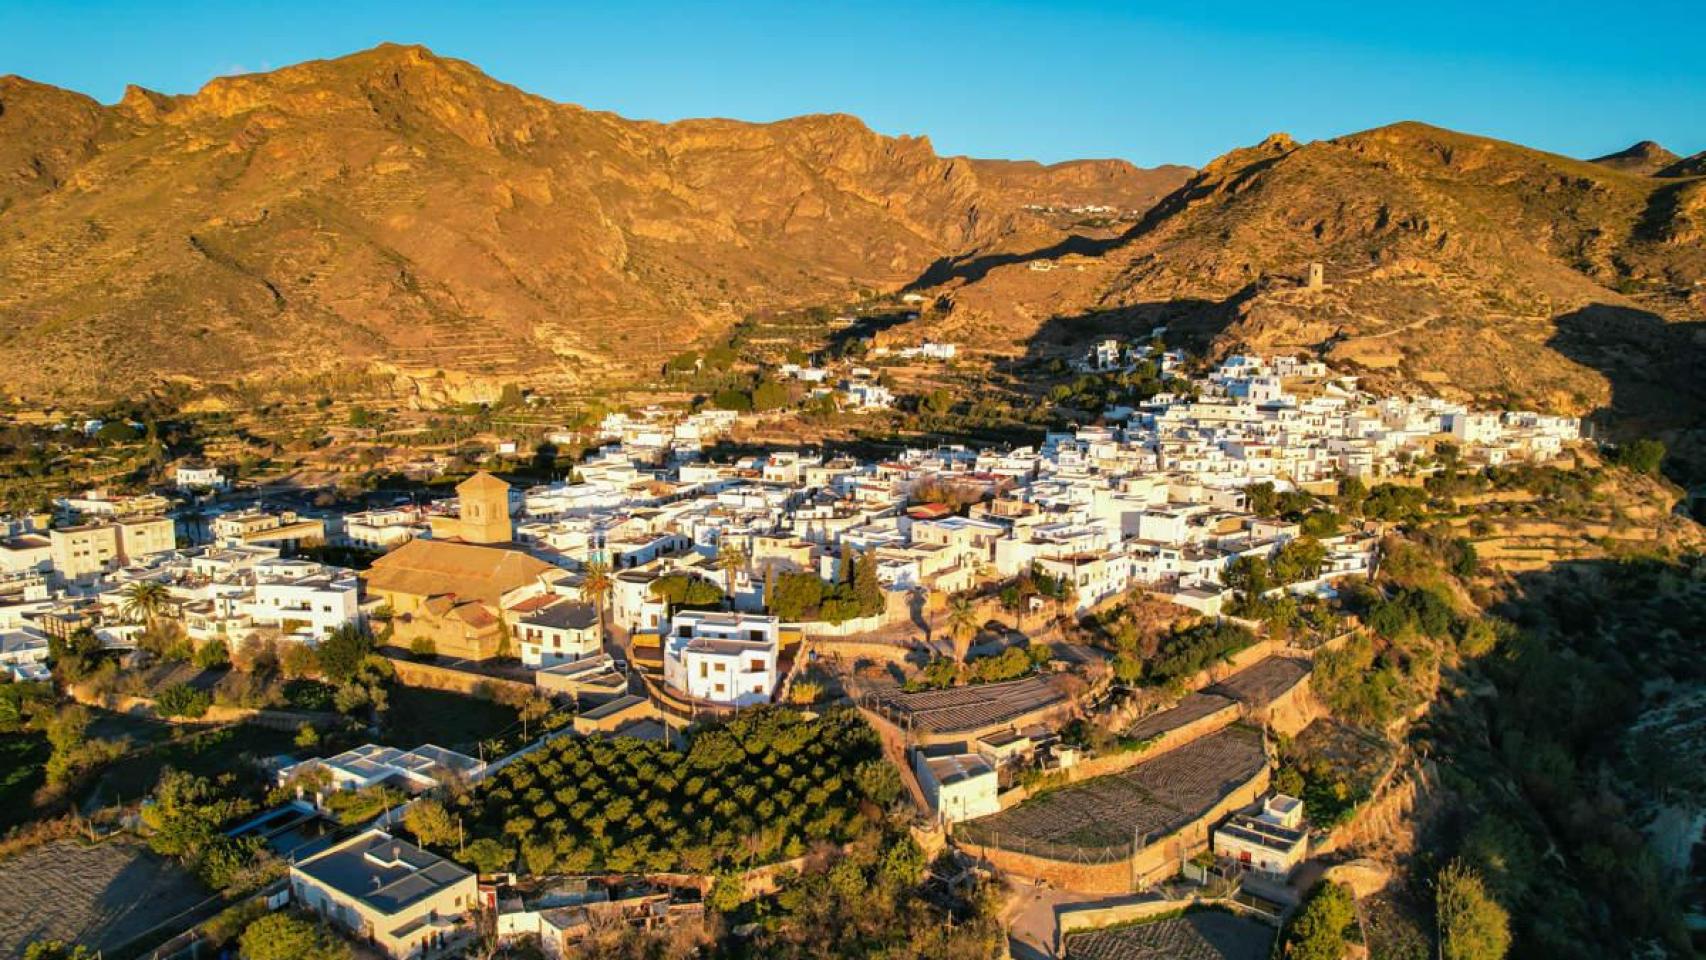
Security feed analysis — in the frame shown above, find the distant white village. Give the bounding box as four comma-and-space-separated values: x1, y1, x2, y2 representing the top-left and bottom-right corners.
0, 344, 1578, 705
0, 343, 1587, 957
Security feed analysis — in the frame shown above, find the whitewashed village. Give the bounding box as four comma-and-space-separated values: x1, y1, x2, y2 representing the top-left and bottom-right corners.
0, 344, 1587, 960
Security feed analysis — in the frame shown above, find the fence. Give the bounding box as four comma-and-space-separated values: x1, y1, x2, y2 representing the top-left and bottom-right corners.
953, 823, 1134, 864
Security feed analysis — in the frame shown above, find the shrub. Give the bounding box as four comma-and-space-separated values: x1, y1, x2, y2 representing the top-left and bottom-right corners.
156, 683, 213, 719
1279, 881, 1355, 960
238, 913, 351, 960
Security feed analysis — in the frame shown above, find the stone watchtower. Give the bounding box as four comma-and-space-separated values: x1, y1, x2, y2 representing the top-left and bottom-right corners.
453, 471, 512, 544
1306, 262, 1325, 290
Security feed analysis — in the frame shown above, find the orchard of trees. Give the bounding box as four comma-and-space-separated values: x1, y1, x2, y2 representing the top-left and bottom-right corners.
436, 707, 897, 876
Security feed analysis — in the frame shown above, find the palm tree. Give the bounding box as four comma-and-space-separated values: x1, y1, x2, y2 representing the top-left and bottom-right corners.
946, 593, 980, 667
581, 560, 614, 643
715, 542, 749, 607
121, 580, 170, 630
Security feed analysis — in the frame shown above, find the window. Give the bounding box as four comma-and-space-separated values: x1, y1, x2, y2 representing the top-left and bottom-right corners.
714, 683, 725, 694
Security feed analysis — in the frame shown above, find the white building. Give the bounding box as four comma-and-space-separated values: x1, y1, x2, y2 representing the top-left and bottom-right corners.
246, 561, 362, 641
914, 751, 999, 825
1213, 794, 1309, 878
290, 829, 478, 959
173, 463, 227, 491
660, 611, 781, 707
0, 626, 51, 681
515, 600, 601, 668
277, 743, 485, 795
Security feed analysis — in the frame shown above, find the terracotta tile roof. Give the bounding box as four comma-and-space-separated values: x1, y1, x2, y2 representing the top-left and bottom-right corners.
365, 539, 554, 608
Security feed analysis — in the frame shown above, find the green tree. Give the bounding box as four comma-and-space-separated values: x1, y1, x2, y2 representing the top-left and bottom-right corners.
239, 913, 351, 960
460, 837, 513, 874
945, 593, 979, 666
1280, 881, 1355, 960
1437, 860, 1511, 960
316, 624, 373, 684
95, 420, 141, 443
156, 683, 212, 718
854, 758, 902, 808
47, 629, 103, 683
1270, 537, 1327, 585
752, 380, 790, 411
708, 871, 744, 912
121, 579, 170, 630
404, 797, 458, 848
1609, 437, 1665, 476
193, 639, 230, 670
581, 560, 613, 642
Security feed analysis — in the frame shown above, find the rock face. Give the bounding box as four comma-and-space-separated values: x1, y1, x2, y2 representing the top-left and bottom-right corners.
0, 44, 1188, 401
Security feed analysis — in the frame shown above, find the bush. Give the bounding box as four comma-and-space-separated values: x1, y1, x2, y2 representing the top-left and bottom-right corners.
1437, 860, 1512, 960
156, 683, 213, 719
193, 641, 230, 670
238, 913, 351, 960
1279, 881, 1355, 960
1607, 438, 1664, 477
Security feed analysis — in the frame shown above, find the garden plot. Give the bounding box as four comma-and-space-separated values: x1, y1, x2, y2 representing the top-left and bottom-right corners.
961, 726, 1266, 856
0, 839, 205, 956
1125, 692, 1236, 741
1206, 657, 1309, 708
867, 675, 1068, 735
1066, 909, 1274, 960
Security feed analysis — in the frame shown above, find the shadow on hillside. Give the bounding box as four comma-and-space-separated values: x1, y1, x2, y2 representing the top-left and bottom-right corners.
1545, 303, 1706, 491
1417, 553, 1706, 955
906, 231, 1138, 290
993, 292, 1258, 384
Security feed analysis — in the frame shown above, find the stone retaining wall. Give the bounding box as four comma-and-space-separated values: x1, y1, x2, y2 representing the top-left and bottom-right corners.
385, 656, 534, 699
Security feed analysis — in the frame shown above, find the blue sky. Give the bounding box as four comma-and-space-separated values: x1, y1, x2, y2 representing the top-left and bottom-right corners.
3, 0, 1701, 167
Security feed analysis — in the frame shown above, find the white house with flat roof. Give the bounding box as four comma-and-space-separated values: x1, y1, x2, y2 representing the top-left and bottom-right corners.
277, 743, 485, 795
661, 610, 780, 707
291, 828, 477, 959
914, 750, 999, 825
515, 599, 601, 668
1213, 794, 1309, 878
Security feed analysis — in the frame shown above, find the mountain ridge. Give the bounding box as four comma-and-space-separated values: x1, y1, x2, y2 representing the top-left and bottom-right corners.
0, 43, 1189, 403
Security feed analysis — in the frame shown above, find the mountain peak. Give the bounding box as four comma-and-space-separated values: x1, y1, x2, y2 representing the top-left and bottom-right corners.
1590, 139, 1681, 176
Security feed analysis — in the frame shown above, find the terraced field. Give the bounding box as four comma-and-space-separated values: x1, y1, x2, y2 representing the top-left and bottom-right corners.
1206, 657, 1309, 707
1066, 910, 1275, 960
0, 839, 205, 955
1126, 692, 1236, 741
959, 726, 1267, 859
867, 675, 1068, 735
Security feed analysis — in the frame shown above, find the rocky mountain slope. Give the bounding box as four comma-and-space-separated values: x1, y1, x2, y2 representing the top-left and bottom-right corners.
0, 44, 1188, 403
915, 123, 1706, 471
